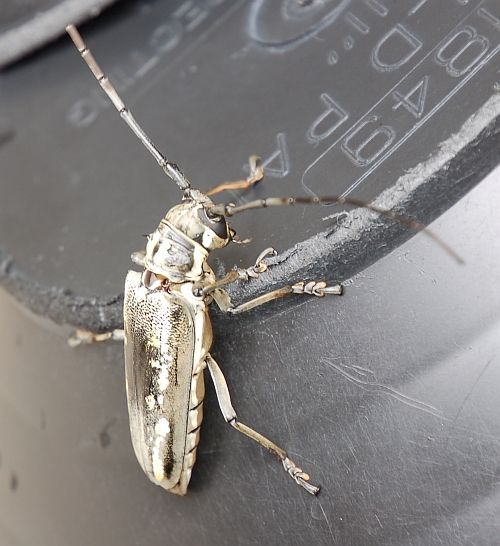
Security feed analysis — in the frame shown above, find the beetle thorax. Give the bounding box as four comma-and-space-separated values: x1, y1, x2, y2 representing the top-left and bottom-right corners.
143, 198, 230, 283
144, 221, 208, 283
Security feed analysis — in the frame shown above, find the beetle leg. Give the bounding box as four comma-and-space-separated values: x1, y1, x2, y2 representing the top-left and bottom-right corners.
197, 248, 278, 298
194, 270, 242, 297
212, 280, 343, 314
206, 155, 264, 196
205, 354, 320, 495
68, 328, 125, 347
244, 247, 277, 278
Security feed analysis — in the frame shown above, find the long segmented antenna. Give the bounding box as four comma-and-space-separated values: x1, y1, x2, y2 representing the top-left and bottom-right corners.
66, 24, 190, 192
210, 196, 463, 264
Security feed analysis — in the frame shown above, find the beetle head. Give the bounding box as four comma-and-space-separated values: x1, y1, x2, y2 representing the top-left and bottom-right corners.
140, 192, 236, 282
164, 191, 232, 251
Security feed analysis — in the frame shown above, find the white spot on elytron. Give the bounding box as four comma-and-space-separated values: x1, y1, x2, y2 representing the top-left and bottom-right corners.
152, 418, 171, 481
157, 394, 164, 406
148, 335, 161, 349
151, 359, 161, 369
145, 394, 155, 410
158, 365, 170, 391
152, 441, 165, 482
155, 418, 170, 437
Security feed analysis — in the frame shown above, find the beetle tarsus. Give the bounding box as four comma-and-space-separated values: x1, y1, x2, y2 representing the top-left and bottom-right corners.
292, 280, 343, 297
282, 457, 321, 495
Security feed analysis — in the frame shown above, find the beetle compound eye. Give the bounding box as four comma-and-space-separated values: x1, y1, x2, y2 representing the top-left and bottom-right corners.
198, 208, 228, 239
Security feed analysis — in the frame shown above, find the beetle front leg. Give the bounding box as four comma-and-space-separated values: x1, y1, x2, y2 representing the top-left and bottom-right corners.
68, 329, 125, 347
195, 248, 278, 297
205, 354, 320, 495
206, 155, 264, 196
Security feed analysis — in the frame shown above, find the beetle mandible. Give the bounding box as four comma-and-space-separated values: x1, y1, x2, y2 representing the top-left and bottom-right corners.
65, 25, 460, 496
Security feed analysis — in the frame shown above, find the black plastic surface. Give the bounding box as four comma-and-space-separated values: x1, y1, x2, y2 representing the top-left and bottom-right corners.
1, 169, 500, 545
1, 1, 500, 544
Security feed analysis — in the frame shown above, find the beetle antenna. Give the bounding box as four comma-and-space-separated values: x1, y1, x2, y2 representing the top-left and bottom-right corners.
210, 196, 463, 264
66, 24, 191, 192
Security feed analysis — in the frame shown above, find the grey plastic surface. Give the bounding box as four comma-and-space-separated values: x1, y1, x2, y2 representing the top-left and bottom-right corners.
0, 0, 500, 544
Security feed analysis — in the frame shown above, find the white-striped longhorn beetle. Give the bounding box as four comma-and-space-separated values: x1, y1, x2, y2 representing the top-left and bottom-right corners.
66, 25, 460, 496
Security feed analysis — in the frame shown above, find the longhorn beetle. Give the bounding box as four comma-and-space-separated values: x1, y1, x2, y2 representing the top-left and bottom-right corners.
66, 25, 460, 496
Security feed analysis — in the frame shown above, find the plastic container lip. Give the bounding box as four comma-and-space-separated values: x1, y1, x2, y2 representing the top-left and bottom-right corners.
0, 0, 117, 69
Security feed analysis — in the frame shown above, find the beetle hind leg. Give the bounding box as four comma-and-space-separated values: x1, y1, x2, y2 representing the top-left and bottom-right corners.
205, 354, 320, 495
68, 328, 125, 347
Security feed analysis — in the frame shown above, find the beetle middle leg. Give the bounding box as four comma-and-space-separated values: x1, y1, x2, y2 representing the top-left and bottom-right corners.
205, 354, 320, 495
212, 280, 342, 314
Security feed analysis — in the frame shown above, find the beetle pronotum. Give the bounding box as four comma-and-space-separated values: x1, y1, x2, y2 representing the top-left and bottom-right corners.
66, 24, 460, 496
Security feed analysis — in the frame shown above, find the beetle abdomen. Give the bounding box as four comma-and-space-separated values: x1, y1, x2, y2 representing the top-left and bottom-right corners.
170, 362, 205, 495
124, 271, 205, 493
